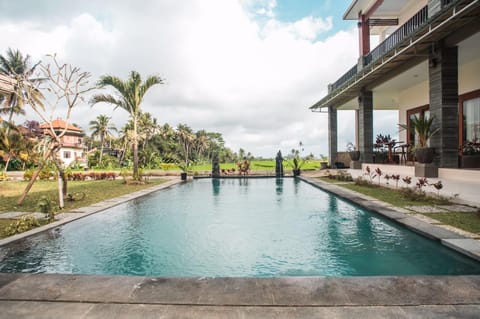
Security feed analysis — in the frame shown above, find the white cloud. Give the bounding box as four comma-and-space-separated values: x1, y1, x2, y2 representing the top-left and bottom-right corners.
0, 0, 365, 158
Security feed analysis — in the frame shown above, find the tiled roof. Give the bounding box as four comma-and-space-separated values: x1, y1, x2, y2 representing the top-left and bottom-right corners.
40, 119, 83, 132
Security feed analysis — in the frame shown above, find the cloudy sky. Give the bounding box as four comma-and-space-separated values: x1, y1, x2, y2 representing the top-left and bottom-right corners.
0, 0, 398, 158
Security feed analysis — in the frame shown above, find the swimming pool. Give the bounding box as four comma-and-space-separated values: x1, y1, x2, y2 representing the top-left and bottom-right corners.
1, 178, 479, 277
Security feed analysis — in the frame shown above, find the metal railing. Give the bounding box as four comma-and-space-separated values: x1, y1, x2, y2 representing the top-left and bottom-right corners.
326, 0, 462, 95
364, 5, 428, 66
330, 64, 358, 92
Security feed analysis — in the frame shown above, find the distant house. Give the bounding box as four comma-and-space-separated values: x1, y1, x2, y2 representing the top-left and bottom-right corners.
40, 119, 88, 167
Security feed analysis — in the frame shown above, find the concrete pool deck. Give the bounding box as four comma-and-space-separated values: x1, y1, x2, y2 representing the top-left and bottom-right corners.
1, 176, 480, 318
0, 273, 479, 318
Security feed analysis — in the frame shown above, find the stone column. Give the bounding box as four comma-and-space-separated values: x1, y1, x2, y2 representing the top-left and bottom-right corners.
358, 90, 374, 163
328, 105, 338, 168
429, 43, 459, 168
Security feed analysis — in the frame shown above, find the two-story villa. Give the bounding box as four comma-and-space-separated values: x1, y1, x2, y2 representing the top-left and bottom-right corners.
40, 119, 87, 167
310, 0, 480, 176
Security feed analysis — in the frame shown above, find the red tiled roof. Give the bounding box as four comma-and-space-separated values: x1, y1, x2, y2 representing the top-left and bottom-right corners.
40, 119, 83, 132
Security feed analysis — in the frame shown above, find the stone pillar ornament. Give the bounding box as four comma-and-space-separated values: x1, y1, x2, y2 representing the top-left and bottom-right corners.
212, 153, 220, 177
275, 150, 284, 177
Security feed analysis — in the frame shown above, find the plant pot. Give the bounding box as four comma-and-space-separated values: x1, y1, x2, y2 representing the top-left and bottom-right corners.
349, 151, 360, 161
415, 147, 435, 164
293, 169, 301, 177
461, 155, 480, 168
180, 172, 187, 180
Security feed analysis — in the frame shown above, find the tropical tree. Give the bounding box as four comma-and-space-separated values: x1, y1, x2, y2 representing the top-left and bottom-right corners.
17, 54, 92, 207
176, 124, 195, 166
89, 115, 116, 165
90, 71, 163, 180
0, 48, 44, 133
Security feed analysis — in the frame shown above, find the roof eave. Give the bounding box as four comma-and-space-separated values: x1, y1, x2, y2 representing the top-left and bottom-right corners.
343, 0, 360, 20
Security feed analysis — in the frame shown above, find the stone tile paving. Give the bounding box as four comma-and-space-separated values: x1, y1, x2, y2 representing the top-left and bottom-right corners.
404, 205, 450, 213
0, 274, 480, 318
438, 205, 479, 213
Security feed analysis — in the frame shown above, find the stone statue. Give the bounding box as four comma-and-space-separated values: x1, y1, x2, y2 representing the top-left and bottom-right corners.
275, 150, 284, 177
212, 153, 220, 177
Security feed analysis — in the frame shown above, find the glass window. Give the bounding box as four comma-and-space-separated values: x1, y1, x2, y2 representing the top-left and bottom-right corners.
64, 151, 71, 159
463, 97, 480, 143
407, 105, 429, 147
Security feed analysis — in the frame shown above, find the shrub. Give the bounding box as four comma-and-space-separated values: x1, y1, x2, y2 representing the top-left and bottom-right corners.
354, 176, 372, 187
37, 196, 56, 222
4, 215, 41, 236
0, 171, 8, 181
23, 169, 34, 181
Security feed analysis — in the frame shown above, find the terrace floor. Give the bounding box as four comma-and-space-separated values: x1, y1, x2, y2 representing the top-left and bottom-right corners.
0, 273, 479, 318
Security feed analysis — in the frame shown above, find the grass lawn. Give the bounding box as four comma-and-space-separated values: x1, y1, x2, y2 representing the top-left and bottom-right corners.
317, 177, 449, 207
422, 212, 480, 235
0, 178, 168, 213
317, 177, 480, 235
189, 160, 323, 172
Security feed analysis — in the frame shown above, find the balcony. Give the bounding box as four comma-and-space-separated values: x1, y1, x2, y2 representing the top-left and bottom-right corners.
325, 0, 462, 97
364, 6, 428, 66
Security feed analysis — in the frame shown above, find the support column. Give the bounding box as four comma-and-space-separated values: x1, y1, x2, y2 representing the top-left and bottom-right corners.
429, 43, 459, 168
354, 109, 360, 148
358, 14, 370, 56
328, 106, 337, 168
359, 90, 373, 163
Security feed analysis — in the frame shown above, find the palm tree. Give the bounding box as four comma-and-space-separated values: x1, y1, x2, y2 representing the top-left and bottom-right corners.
0, 48, 43, 133
89, 115, 117, 165
176, 124, 195, 166
90, 71, 163, 180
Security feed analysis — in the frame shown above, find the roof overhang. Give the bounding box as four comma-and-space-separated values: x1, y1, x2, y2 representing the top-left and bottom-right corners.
312, 0, 480, 111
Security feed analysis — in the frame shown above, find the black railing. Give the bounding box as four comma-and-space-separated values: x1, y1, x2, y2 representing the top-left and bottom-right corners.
330, 64, 357, 92
364, 5, 428, 66
327, 0, 461, 94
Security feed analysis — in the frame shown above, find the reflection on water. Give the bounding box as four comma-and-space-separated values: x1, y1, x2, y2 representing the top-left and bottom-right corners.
1, 178, 479, 277
275, 178, 283, 195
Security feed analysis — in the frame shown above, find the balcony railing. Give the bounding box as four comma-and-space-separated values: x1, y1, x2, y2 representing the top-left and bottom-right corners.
364, 5, 428, 66
330, 65, 358, 92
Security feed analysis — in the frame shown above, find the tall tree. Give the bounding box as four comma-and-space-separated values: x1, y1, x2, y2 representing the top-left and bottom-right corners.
176, 124, 195, 166
0, 48, 43, 133
17, 54, 92, 206
90, 71, 163, 180
89, 115, 116, 165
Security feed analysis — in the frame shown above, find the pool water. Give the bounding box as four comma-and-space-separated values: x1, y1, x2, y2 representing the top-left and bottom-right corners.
1, 178, 479, 277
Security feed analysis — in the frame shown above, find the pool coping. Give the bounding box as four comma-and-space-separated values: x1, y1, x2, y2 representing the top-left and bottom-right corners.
0, 178, 183, 248
299, 176, 480, 262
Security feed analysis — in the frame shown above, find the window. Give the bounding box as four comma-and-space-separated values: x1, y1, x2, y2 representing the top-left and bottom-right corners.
63, 151, 71, 159
459, 89, 480, 148
463, 97, 480, 143
406, 105, 429, 147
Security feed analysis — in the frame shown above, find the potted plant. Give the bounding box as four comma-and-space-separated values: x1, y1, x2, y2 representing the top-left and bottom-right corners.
292, 157, 302, 176
179, 164, 188, 180
399, 115, 439, 164
461, 141, 480, 168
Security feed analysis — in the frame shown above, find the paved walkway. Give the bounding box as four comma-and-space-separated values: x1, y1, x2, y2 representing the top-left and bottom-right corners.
0, 274, 479, 318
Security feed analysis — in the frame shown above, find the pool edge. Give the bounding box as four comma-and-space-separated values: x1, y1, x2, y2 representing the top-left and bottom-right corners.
299, 176, 480, 262
0, 178, 184, 248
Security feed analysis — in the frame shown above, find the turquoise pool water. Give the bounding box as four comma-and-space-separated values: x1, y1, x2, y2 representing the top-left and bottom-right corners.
1, 178, 479, 277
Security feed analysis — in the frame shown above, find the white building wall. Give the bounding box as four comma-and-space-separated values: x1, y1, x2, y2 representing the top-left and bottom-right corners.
459, 56, 480, 95
59, 147, 84, 167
